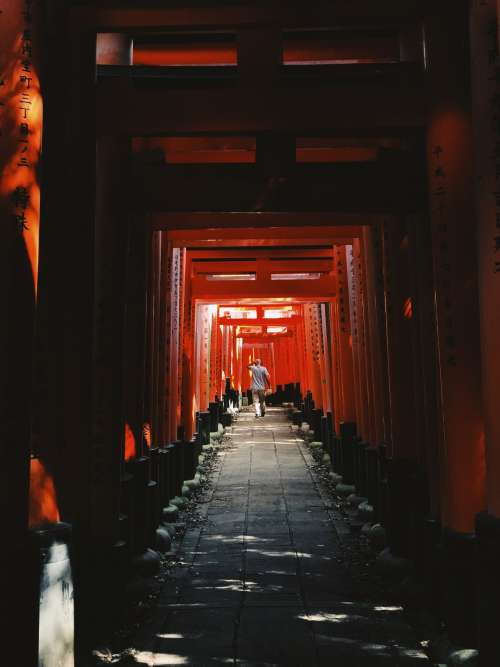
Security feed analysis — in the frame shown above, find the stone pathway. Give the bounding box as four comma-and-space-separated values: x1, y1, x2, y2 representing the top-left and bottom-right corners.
132, 408, 430, 666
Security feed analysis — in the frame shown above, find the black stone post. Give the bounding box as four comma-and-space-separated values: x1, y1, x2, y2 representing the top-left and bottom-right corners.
356, 441, 368, 498
199, 411, 211, 446
365, 446, 379, 516
340, 422, 356, 485
476, 512, 500, 664
439, 529, 478, 648
208, 402, 219, 433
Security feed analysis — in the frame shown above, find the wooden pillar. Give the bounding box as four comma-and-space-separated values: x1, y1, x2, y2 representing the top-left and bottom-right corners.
329, 299, 342, 433
381, 221, 418, 460
334, 245, 356, 426
146, 232, 160, 446
197, 304, 211, 411
0, 0, 42, 543
471, 1, 500, 662
209, 310, 218, 402
156, 234, 172, 446
58, 23, 97, 537
369, 227, 392, 446
347, 243, 367, 439
319, 306, 331, 414
406, 214, 441, 511
96, 33, 132, 66
320, 304, 333, 413
355, 237, 376, 445
168, 247, 181, 441
471, 0, 500, 520
362, 227, 386, 446
304, 304, 323, 408
90, 135, 132, 541
123, 217, 149, 456
176, 249, 186, 434
181, 253, 196, 439
237, 23, 281, 89
425, 1, 486, 645
296, 307, 309, 398
425, 2, 486, 535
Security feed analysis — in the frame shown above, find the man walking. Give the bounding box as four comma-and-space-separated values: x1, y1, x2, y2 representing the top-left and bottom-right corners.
247, 359, 271, 418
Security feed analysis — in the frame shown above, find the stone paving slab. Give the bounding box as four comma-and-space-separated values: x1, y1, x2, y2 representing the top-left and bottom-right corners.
130, 407, 429, 666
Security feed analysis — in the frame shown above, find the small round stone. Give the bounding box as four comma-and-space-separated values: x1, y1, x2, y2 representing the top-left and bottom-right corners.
336, 483, 356, 497
131, 548, 161, 576
154, 526, 172, 553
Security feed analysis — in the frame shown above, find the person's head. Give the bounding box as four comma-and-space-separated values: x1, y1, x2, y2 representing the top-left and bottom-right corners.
254, 358, 261, 366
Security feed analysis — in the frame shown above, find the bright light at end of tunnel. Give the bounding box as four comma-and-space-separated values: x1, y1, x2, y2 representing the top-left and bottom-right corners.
133, 651, 189, 665
206, 273, 256, 281
271, 273, 321, 280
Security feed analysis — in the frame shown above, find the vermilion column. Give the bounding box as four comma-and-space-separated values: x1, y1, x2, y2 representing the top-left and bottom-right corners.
317, 306, 328, 411
168, 248, 182, 440
426, 2, 486, 536
176, 249, 186, 435
425, 1, 486, 646
313, 304, 325, 408
181, 254, 196, 439
347, 243, 368, 439
146, 232, 161, 445
355, 237, 376, 445
380, 221, 418, 460
334, 246, 356, 426
122, 217, 149, 456
297, 306, 311, 395
370, 227, 392, 446
197, 304, 211, 411
304, 304, 323, 408
471, 0, 500, 520
471, 1, 500, 662
362, 227, 386, 446
407, 216, 441, 516
235, 335, 243, 394
156, 234, 171, 446
209, 310, 219, 402
320, 303, 334, 413
297, 307, 309, 395
329, 299, 342, 433
0, 0, 42, 539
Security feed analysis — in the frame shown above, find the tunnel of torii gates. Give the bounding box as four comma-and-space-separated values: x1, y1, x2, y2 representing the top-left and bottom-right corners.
3, 0, 500, 665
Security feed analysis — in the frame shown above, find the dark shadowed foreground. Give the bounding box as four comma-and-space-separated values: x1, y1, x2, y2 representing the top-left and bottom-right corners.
117, 408, 429, 666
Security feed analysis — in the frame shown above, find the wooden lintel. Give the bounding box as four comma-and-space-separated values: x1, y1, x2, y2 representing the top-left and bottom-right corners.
74, 2, 424, 31
192, 259, 332, 275
191, 274, 335, 299
219, 318, 297, 326
189, 248, 334, 259
238, 333, 294, 341
97, 82, 425, 136
155, 212, 371, 231
176, 238, 353, 248
138, 157, 423, 215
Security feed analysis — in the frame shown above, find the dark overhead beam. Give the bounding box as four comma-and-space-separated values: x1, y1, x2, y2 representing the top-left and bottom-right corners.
97, 82, 425, 135
137, 158, 423, 214
153, 212, 380, 231
74, 2, 425, 31
175, 238, 354, 248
